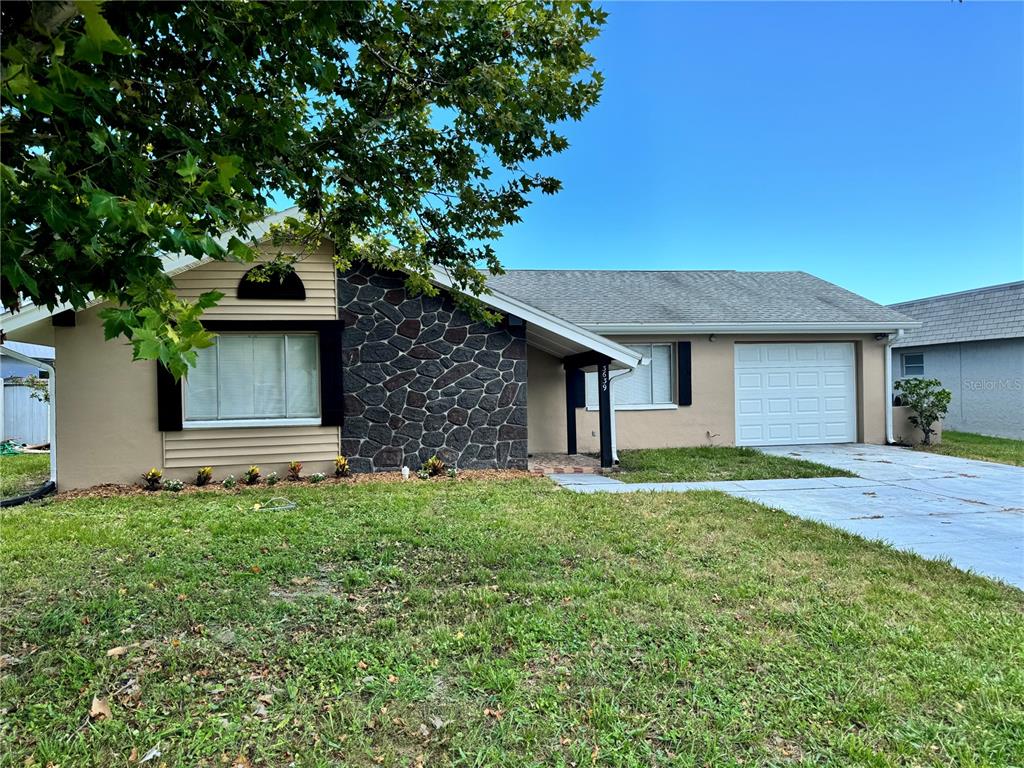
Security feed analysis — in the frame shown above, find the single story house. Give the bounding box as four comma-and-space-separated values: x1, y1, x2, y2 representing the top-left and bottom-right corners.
1, 209, 920, 489
888, 282, 1024, 440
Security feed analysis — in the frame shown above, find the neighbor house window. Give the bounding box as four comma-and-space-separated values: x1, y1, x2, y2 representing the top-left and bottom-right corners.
184, 333, 320, 425
900, 352, 925, 377
586, 343, 674, 408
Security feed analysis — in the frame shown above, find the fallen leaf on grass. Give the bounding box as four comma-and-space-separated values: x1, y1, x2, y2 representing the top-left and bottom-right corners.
387, 674, 398, 684
128, 747, 139, 762
357, 660, 368, 670
483, 707, 503, 721
90, 696, 112, 721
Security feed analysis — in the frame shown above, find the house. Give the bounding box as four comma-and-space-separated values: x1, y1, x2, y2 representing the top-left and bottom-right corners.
1, 342, 54, 381
888, 282, 1024, 440
1, 210, 920, 489
1, 342, 54, 447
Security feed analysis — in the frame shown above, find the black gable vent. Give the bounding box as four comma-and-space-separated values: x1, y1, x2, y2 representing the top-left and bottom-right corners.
237, 268, 306, 300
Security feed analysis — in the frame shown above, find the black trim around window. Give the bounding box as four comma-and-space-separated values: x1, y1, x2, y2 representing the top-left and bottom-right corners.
156, 319, 344, 431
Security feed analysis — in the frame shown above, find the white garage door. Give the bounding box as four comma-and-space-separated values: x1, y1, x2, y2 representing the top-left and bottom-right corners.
734, 343, 857, 446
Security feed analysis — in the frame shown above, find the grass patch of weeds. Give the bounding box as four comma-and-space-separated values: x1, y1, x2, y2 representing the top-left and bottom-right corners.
0, 479, 1021, 766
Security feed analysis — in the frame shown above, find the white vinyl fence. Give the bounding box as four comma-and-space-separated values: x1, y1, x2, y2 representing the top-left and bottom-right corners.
2, 383, 50, 445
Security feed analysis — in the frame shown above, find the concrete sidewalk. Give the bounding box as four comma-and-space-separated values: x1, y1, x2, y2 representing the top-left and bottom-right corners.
550, 444, 1024, 589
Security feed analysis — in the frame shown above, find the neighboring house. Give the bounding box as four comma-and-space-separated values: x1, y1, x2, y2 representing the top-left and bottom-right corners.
1, 209, 919, 489
1, 342, 54, 446
888, 282, 1024, 440
1, 341, 54, 380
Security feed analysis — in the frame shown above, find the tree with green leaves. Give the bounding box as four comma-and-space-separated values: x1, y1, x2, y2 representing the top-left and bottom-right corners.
894, 377, 951, 445
1, 1, 605, 376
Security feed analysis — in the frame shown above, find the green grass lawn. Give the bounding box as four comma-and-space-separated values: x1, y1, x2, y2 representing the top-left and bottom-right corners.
1, 479, 1021, 767
0, 452, 50, 498
615, 445, 855, 483
917, 430, 1024, 467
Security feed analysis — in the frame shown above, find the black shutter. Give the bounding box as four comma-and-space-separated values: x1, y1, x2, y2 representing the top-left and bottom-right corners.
156, 363, 183, 431
676, 341, 692, 406
571, 368, 586, 408
319, 321, 344, 427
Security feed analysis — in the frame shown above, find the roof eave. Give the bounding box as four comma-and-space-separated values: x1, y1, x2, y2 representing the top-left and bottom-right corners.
429, 268, 641, 370
578, 321, 923, 335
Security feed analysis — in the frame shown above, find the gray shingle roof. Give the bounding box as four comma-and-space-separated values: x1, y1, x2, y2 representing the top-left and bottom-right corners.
888, 282, 1024, 348
487, 270, 917, 328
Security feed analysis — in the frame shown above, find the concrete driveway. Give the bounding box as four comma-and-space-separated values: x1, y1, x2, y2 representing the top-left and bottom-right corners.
551, 444, 1024, 589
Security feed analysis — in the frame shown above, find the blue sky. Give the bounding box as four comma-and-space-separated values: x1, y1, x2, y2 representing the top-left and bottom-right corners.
493, 1, 1023, 305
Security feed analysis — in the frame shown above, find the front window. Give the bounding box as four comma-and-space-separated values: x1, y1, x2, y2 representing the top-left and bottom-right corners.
900, 352, 924, 377
586, 343, 674, 408
184, 333, 320, 425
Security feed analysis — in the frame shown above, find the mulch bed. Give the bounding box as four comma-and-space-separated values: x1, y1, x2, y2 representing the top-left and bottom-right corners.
50, 469, 535, 501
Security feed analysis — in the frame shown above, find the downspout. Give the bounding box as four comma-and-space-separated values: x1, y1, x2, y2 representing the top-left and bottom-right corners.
884, 329, 903, 444
607, 360, 647, 464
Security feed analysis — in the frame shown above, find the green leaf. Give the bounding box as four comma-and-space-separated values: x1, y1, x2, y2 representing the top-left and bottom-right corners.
213, 154, 241, 191
195, 290, 224, 310
75, 1, 120, 45
175, 152, 200, 183
89, 191, 122, 222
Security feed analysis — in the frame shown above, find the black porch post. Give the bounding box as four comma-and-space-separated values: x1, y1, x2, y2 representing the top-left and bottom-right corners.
565, 367, 578, 455
597, 361, 613, 468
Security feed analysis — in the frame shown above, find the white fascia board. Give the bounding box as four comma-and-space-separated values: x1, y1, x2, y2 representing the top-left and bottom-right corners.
579, 321, 924, 335
428, 268, 641, 370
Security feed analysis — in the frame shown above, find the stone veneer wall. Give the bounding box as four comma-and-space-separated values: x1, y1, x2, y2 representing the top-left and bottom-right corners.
338, 262, 528, 472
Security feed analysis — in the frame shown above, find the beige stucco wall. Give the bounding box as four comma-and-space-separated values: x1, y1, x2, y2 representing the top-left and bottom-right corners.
53, 246, 340, 489
54, 305, 164, 489
526, 346, 568, 454
539, 334, 890, 454
892, 405, 943, 446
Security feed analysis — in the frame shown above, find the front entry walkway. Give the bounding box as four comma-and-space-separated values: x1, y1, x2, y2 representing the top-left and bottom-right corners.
549, 444, 1024, 589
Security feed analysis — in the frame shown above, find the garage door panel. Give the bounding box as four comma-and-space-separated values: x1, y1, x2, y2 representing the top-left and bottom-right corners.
795, 371, 819, 387
795, 423, 821, 439
796, 397, 819, 413
738, 424, 764, 441
735, 343, 856, 446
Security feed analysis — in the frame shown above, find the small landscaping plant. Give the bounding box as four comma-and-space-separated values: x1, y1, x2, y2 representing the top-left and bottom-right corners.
287, 461, 303, 481
164, 479, 184, 492
422, 454, 446, 477
265, 471, 279, 486
894, 377, 951, 445
334, 455, 351, 478
416, 469, 430, 480
140, 467, 163, 491
195, 466, 213, 487
309, 472, 326, 484
243, 465, 261, 485
221, 474, 237, 489
446, 467, 458, 479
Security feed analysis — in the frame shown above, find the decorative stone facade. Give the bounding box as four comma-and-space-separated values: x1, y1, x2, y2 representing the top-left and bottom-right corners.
338, 262, 528, 472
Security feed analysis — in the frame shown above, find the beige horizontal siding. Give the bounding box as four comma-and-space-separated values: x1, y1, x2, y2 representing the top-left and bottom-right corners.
164, 425, 340, 470
173, 243, 337, 320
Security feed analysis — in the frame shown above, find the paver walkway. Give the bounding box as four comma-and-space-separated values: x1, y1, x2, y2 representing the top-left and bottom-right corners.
550, 443, 1024, 589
